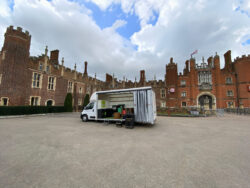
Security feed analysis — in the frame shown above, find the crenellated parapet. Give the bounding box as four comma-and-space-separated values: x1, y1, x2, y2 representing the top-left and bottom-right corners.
2, 26, 32, 57
5, 26, 31, 41
234, 54, 250, 64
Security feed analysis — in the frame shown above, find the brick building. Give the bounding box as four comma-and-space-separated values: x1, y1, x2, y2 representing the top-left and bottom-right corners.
0, 26, 250, 110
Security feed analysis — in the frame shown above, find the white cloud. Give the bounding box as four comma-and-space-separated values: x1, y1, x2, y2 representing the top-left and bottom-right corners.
0, 0, 250, 81
111, 19, 127, 30
0, 0, 11, 17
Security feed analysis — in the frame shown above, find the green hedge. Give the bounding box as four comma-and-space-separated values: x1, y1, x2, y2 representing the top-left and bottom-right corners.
0, 106, 66, 116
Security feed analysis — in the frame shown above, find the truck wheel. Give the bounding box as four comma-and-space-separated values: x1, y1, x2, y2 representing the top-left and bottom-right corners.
82, 115, 88, 122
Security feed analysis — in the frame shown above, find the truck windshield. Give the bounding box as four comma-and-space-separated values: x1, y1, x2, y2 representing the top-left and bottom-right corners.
85, 102, 94, 110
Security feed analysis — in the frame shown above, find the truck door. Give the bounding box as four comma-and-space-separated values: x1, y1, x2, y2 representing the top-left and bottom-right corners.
84, 102, 96, 120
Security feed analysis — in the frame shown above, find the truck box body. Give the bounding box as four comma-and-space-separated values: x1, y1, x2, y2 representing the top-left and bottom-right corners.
81, 87, 156, 125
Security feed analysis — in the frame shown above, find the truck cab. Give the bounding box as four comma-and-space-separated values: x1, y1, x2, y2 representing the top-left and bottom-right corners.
81, 101, 96, 121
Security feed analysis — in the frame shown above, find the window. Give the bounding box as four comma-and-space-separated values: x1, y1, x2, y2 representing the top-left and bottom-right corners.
1, 97, 9, 106
161, 89, 166, 98
32, 72, 42, 88
48, 76, 56, 90
0, 74, 2, 85
226, 77, 232, 84
85, 102, 94, 110
79, 87, 82, 94
67, 81, 73, 93
39, 63, 43, 71
227, 101, 234, 108
161, 102, 166, 108
227, 90, 234, 97
181, 92, 186, 97
198, 71, 212, 85
46, 65, 49, 72
182, 101, 187, 107
180, 80, 186, 86
78, 98, 82, 105
30, 96, 40, 106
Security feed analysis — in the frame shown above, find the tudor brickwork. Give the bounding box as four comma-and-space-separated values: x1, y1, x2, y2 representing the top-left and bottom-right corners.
0, 26, 250, 110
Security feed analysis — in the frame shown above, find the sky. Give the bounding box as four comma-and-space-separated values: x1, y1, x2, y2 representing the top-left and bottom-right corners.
0, 0, 250, 81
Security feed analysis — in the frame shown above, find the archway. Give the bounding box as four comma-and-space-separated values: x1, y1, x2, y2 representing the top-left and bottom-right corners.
197, 92, 216, 110
199, 95, 212, 109
46, 100, 53, 106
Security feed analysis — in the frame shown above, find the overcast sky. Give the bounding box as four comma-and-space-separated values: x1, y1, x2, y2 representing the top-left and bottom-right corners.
0, 0, 250, 81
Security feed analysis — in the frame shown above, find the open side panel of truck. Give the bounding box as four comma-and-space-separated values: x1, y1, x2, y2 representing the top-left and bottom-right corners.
97, 92, 134, 120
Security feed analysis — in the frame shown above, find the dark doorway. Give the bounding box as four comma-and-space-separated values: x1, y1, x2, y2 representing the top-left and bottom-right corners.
199, 95, 212, 109
46, 100, 53, 106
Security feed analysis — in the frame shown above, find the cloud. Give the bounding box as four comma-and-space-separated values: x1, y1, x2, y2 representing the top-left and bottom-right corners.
0, 0, 250, 82
111, 19, 127, 30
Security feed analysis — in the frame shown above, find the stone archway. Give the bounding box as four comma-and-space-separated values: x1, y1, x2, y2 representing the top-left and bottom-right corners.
197, 92, 216, 110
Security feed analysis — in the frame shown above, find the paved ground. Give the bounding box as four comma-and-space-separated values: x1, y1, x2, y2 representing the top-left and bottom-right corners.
0, 113, 250, 188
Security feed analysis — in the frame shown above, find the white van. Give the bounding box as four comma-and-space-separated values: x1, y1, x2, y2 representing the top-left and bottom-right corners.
81, 87, 156, 128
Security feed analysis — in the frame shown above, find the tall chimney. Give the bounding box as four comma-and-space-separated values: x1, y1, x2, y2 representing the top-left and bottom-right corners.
84, 61, 88, 77
50, 50, 59, 64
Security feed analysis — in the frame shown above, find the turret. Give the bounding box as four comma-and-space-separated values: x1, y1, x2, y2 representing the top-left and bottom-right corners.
207, 56, 213, 67
2, 26, 31, 58
190, 58, 195, 70
0, 26, 31, 105
61, 57, 64, 76
165, 57, 178, 85
183, 60, 189, 75
214, 52, 220, 69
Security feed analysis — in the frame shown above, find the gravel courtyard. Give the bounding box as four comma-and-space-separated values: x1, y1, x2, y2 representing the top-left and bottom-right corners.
0, 113, 250, 188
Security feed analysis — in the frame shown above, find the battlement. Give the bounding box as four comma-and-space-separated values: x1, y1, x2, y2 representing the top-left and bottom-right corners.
234, 54, 250, 63
6, 26, 31, 40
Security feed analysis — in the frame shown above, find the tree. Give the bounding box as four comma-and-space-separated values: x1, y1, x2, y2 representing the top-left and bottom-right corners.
83, 94, 90, 107
64, 93, 73, 112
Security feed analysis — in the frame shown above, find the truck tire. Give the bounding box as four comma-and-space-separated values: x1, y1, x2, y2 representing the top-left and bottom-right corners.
82, 115, 88, 122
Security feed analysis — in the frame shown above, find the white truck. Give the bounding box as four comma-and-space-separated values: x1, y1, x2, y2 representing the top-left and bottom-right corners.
80, 87, 156, 128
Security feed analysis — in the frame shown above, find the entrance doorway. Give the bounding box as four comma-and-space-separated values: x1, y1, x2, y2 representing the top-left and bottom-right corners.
198, 95, 213, 109
46, 100, 53, 106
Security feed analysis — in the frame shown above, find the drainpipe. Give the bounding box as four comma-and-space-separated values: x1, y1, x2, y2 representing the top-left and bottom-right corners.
235, 73, 240, 109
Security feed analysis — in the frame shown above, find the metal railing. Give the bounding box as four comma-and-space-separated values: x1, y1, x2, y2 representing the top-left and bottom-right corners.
224, 108, 250, 115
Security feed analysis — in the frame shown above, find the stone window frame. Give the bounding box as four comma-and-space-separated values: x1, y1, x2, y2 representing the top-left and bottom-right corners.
181, 101, 187, 107
79, 87, 82, 94
78, 98, 82, 106
32, 72, 43, 89
67, 81, 73, 93
198, 71, 212, 85
181, 91, 187, 97
227, 90, 234, 97
227, 101, 234, 108
30, 96, 41, 106
0, 74, 2, 85
45, 99, 55, 106
46, 65, 50, 73
160, 101, 166, 108
160, 88, 166, 98
48, 76, 56, 91
180, 80, 186, 86
39, 62, 43, 71
225, 77, 233, 84
0, 97, 9, 106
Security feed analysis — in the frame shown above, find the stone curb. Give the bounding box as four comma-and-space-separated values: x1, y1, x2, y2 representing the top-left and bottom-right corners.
0, 112, 79, 119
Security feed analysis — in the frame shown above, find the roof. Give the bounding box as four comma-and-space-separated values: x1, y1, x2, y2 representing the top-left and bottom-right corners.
96, 86, 152, 94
